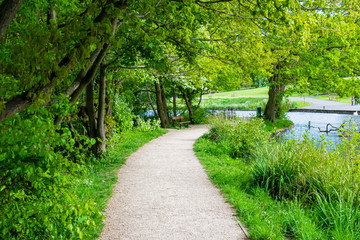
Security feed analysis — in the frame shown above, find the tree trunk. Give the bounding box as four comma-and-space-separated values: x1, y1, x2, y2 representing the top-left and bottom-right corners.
105, 83, 113, 137
0, 0, 23, 39
160, 84, 170, 120
54, 43, 110, 125
95, 64, 107, 155
86, 80, 96, 138
179, 86, 194, 123
147, 91, 159, 118
173, 87, 177, 117
264, 73, 286, 122
154, 81, 170, 128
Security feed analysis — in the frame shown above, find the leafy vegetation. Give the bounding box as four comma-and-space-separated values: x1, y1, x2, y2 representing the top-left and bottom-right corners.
195, 116, 360, 239
2, 0, 360, 238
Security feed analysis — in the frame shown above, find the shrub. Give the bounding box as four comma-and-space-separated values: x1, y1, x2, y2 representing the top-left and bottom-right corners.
208, 116, 271, 159
0, 114, 101, 239
191, 107, 211, 124
112, 95, 135, 132
135, 117, 161, 132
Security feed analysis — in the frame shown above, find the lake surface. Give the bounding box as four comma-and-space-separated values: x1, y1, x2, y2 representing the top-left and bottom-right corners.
224, 110, 360, 146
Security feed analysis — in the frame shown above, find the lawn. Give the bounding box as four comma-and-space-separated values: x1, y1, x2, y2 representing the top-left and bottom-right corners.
201, 97, 268, 110
200, 97, 311, 110
204, 87, 269, 98
312, 94, 352, 103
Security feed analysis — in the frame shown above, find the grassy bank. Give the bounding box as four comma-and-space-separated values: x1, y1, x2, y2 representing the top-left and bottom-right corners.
194, 116, 360, 239
201, 97, 268, 110
204, 87, 269, 98
201, 97, 310, 110
76, 129, 167, 239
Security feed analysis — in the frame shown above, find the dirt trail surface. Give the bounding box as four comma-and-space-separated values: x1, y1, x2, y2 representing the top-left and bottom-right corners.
99, 125, 247, 240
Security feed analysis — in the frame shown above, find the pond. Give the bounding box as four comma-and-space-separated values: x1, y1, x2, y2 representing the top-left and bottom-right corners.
216, 110, 360, 146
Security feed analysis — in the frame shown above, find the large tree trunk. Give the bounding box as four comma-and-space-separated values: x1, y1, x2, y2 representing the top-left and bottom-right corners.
0, 0, 23, 39
154, 81, 170, 128
264, 73, 286, 122
95, 64, 107, 155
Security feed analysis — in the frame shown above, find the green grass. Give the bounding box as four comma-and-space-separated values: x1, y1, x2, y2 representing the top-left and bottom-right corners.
195, 117, 360, 239
76, 129, 167, 239
312, 94, 351, 103
194, 136, 324, 239
204, 87, 269, 98
201, 97, 268, 110
264, 119, 294, 131
291, 100, 312, 108
201, 97, 311, 110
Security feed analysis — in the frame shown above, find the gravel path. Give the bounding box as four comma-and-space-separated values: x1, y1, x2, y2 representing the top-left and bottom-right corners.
99, 125, 247, 240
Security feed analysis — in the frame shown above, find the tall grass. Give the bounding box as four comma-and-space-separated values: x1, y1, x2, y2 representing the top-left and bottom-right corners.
195, 116, 360, 239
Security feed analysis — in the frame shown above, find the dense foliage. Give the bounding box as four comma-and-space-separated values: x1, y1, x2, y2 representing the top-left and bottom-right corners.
195, 116, 360, 239
2, 0, 360, 238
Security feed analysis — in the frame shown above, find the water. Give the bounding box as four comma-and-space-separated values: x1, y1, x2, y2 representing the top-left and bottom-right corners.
220, 110, 360, 145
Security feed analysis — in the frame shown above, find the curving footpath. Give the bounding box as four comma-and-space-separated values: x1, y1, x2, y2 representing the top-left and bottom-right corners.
99, 125, 247, 240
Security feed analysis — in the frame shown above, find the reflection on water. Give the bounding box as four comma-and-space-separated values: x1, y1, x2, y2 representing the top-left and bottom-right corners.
224, 110, 360, 146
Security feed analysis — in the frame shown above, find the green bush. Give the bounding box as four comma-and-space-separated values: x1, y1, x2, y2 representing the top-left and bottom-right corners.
191, 107, 210, 124
112, 95, 135, 132
135, 117, 161, 131
0, 114, 101, 239
208, 116, 271, 159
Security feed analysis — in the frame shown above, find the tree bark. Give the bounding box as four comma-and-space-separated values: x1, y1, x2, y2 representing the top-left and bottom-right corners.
173, 87, 177, 117
147, 91, 159, 118
54, 44, 110, 125
154, 81, 170, 128
95, 64, 107, 154
86, 80, 96, 138
0, 0, 23, 39
160, 83, 170, 120
264, 73, 286, 122
179, 86, 194, 123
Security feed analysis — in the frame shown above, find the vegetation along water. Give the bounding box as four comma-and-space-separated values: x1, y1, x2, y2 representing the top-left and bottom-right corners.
195, 116, 360, 239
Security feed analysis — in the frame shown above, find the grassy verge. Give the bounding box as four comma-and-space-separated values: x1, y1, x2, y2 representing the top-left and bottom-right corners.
76, 129, 167, 239
194, 116, 360, 239
291, 100, 312, 108
201, 97, 311, 110
201, 97, 268, 110
264, 118, 293, 131
312, 94, 351, 103
204, 87, 269, 98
